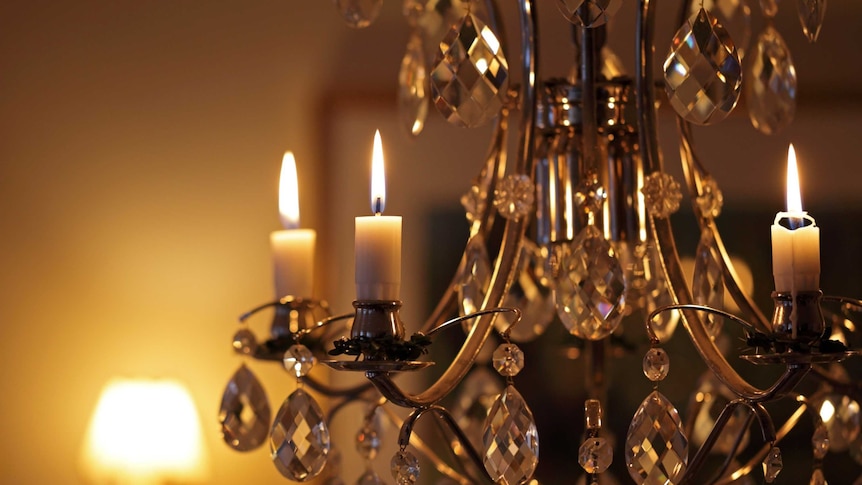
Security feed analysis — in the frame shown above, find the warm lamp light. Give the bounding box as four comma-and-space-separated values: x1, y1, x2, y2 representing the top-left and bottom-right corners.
80, 378, 209, 485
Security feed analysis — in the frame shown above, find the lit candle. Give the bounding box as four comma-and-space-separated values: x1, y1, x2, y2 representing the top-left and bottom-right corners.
270, 152, 316, 298
355, 130, 402, 301
771, 144, 820, 293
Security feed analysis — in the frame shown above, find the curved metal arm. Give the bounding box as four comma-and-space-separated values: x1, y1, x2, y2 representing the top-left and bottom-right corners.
646, 304, 759, 345
425, 307, 521, 339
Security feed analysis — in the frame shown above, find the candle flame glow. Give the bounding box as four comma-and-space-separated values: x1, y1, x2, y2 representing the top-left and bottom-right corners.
279, 151, 300, 229
371, 130, 386, 214
786, 144, 803, 214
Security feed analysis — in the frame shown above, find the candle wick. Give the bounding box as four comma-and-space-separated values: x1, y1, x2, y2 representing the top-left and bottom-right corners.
374, 197, 383, 216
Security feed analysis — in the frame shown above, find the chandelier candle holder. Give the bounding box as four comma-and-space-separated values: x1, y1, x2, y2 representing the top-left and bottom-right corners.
219, 0, 862, 484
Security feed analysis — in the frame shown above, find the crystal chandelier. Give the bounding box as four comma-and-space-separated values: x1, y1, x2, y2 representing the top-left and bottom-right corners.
218, 0, 862, 484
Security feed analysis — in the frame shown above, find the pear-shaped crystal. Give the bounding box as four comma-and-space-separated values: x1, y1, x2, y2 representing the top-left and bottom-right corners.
763, 446, 783, 483
501, 240, 555, 342
816, 394, 861, 452
453, 367, 504, 454
430, 12, 509, 128
746, 26, 797, 135
797, 0, 826, 42
355, 412, 382, 461
810, 468, 828, 485
483, 385, 539, 485
689, 0, 752, 60
334, 0, 383, 29
555, 224, 627, 341
664, 8, 742, 125
399, 33, 429, 137
692, 228, 725, 337
219, 364, 271, 451
458, 233, 492, 320
556, 0, 622, 28
271, 388, 330, 481
625, 390, 689, 485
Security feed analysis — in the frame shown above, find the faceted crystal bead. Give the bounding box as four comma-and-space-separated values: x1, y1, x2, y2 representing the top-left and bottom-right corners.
797, 0, 826, 43
493, 343, 525, 377
556, 0, 622, 28
696, 176, 724, 218
585, 399, 603, 430
574, 178, 607, 216
689, 0, 753, 60
625, 390, 689, 485
746, 26, 797, 135
555, 225, 627, 341
391, 449, 421, 484
501, 240, 555, 342
642, 348, 670, 382
812, 424, 830, 458
399, 33, 428, 137
270, 388, 331, 481
232, 327, 257, 355
453, 367, 504, 454
664, 8, 742, 125
483, 385, 539, 485
430, 13, 509, 128
810, 468, 827, 485
579, 437, 613, 474
334, 0, 383, 29
494, 174, 535, 221
357, 470, 384, 485
692, 228, 725, 337
642, 172, 682, 219
816, 394, 861, 451
219, 364, 271, 451
458, 233, 491, 321
762, 446, 783, 483
283, 344, 316, 378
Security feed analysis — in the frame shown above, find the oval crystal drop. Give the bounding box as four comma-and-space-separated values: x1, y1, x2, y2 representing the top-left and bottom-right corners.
797, 0, 827, 43
483, 385, 539, 485
746, 26, 797, 135
270, 388, 331, 481
334, 0, 383, 29
458, 233, 492, 323
625, 390, 689, 485
219, 364, 271, 451
664, 8, 742, 125
579, 437, 613, 474
398, 33, 428, 137
642, 348, 670, 382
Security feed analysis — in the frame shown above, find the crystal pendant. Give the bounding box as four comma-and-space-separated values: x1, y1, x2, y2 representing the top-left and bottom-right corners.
555, 224, 627, 341
810, 468, 827, 485
391, 449, 421, 484
556, 0, 622, 28
692, 228, 725, 337
689, 0, 752, 60
219, 365, 271, 451
399, 33, 429, 137
493, 343, 525, 377
625, 390, 689, 485
430, 12, 509, 128
746, 26, 797, 135
284, 344, 316, 378
688, 371, 750, 454
357, 470, 384, 485
334, 0, 383, 29
812, 424, 830, 458
270, 388, 331, 481
458, 233, 492, 321
232, 327, 257, 355
501, 240, 555, 342
483, 385, 539, 485
664, 8, 742, 125
579, 437, 613, 473
356, 409, 382, 461
642, 172, 682, 219
643, 348, 670, 382
643, 244, 680, 341
763, 446, 783, 483
815, 393, 861, 452
797, 0, 826, 42
453, 367, 504, 454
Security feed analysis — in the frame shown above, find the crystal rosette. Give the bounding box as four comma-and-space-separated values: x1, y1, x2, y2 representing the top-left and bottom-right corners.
482, 385, 539, 485
625, 390, 689, 485
270, 388, 331, 481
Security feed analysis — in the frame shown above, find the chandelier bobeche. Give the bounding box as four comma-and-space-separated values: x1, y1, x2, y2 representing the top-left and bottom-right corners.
218, 0, 861, 483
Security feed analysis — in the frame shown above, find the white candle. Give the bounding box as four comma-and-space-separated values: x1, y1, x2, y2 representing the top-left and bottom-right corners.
270, 152, 316, 298
355, 131, 402, 301
771, 144, 820, 293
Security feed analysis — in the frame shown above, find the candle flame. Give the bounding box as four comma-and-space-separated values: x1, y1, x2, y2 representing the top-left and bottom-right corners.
279, 151, 300, 229
786, 144, 803, 214
371, 130, 386, 214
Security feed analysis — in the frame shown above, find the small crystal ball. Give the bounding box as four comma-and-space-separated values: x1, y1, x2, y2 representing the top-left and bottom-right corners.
232, 328, 257, 355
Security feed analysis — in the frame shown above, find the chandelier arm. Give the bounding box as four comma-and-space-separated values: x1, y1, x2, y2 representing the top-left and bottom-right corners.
646, 304, 759, 344
301, 374, 374, 398
425, 307, 521, 339
365, 0, 538, 409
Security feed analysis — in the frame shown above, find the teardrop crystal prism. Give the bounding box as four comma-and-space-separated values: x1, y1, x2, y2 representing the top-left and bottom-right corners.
501, 240, 555, 342
482, 385, 539, 485
270, 388, 331, 481
643, 244, 680, 341
797, 0, 826, 42
689, 0, 753, 60
692, 228, 725, 337
453, 367, 504, 454
458, 233, 492, 321
625, 390, 689, 485
219, 364, 271, 451
556, 0, 622, 28
746, 26, 797, 135
334, 0, 383, 29
555, 224, 627, 341
399, 32, 429, 137
664, 8, 742, 125
430, 12, 509, 128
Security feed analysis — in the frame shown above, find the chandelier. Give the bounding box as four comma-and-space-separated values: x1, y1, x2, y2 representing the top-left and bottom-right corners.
217, 0, 862, 484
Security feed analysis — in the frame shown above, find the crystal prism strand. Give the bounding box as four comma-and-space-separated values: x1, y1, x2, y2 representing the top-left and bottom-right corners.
556, 0, 622, 28
625, 390, 689, 485
399, 32, 429, 137
746, 26, 797, 135
689, 0, 752, 60
334, 0, 383, 29
458, 233, 492, 323
554, 224, 627, 341
797, 0, 827, 43
501, 240, 555, 342
270, 388, 331, 481
482, 385, 540, 485
219, 364, 271, 451
430, 12, 509, 128
452, 367, 504, 455
664, 8, 743, 125
692, 228, 725, 337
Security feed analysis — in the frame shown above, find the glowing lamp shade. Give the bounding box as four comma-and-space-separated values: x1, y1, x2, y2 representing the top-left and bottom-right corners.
81, 378, 209, 484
